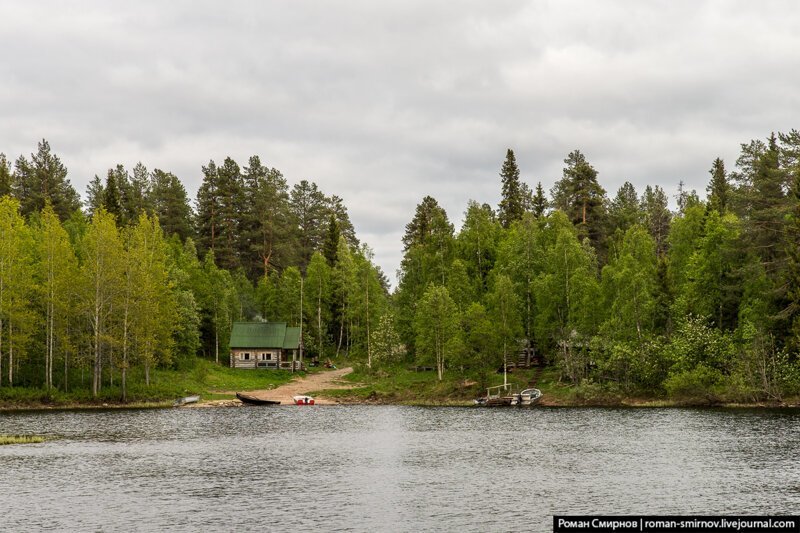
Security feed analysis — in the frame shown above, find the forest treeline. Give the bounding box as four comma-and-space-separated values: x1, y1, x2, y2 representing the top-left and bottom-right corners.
0, 141, 389, 399
397, 131, 800, 402
2, 130, 800, 403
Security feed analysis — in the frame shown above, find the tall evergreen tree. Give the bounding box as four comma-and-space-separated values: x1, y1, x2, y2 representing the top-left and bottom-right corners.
103, 166, 125, 224
551, 150, 607, 248
0, 154, 13, 198
150, 169, 193, 241
532, 182, 548, 218
12, 140, 80, 220
196, 160, 220, 256
640, 185, 672, 257
322, 214, 341, 266
240, 156, 294, 279
498, 149, 525, 228
608, 181, 642, 237
707, 157, 730, 214
290, 180, 328, 270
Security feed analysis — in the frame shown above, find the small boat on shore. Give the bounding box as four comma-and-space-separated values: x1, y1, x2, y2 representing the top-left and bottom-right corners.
236, 392, 281, 406
292, 395, 315, 405
474, 385, 542, 407
173, 395, 200, 407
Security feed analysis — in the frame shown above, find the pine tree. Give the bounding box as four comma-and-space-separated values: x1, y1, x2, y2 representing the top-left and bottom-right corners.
150, 169, 193, 241
640, 185, 672, 257
290, 180, 328, 270
196, 160, 220, 257
127, 162, 152, 220
551, 150, 607, 248
12, 139, 80, 221
240, 156, 294, 279
498, 149, 525, 228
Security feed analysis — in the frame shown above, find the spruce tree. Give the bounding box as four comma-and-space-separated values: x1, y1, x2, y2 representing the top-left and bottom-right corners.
103, 167, 124, 224
498, 149, 525, 228
707, 157, 730, 214
323, 213, 341, 266
532, 182, 548, 218
0, 154, 12, 197
85, 175, 105, 217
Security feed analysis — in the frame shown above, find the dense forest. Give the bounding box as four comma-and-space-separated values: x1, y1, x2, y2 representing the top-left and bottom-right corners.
397, 131, 800, 402
1, 130, 799, 403
0, 141, 390, 400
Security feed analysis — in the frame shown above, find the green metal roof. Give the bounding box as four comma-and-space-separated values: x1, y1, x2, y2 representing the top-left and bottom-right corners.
230, 322, 299, 349
283, 327, 301, 350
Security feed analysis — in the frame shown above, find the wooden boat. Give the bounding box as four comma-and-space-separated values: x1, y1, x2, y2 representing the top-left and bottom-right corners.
292, 395, 315, 405
173, 395, 200, 407
236, 392, 281, 406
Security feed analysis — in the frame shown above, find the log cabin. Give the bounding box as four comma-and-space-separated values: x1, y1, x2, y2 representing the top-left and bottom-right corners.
229, 321, 303, 370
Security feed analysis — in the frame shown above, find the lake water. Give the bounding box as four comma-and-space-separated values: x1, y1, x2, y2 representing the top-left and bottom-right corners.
2, 405, 799, 531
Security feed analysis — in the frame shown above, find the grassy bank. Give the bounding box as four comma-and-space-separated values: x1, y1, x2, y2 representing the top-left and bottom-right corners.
316, 364, 800, 408
0, 359, 300, 410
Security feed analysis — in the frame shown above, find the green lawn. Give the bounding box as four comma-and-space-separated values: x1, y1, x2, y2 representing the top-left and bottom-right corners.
318, 364, 544, 405
0, 359, 299, 408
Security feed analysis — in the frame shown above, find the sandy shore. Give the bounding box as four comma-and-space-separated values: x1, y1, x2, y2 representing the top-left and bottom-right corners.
190, 367, 358, 407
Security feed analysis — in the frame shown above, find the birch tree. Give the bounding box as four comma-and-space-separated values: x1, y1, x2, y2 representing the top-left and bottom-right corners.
80, 209, 123, 397
33, 204, 78, 391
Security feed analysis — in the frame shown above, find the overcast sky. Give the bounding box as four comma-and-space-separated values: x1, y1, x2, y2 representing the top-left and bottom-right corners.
3, 1, 800, 285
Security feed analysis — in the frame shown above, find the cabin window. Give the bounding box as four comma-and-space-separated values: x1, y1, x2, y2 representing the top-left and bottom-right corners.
261, 353, 272, 361
243, 352, 251, 360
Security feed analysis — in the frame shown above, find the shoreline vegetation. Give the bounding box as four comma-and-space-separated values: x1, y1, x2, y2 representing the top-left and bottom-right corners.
1, 133, 800, 409
2, 364, 798, 411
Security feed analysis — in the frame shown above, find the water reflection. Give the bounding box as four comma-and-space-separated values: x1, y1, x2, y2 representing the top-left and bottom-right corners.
1, 406, 799, 531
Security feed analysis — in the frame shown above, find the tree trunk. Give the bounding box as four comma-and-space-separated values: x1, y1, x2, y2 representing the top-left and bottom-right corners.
365, 275, 371, 369
8, 320, 13, 387
122, 304, 129, 402
214, 311, 219, 364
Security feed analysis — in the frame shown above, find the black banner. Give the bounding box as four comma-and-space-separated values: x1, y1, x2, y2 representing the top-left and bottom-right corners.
553, 516, 799, 533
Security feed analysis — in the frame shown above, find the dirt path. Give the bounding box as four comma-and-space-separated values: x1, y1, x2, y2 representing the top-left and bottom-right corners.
193, 367, 357, 407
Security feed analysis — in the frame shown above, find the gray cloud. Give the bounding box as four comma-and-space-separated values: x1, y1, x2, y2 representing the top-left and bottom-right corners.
2, 1, 800, 284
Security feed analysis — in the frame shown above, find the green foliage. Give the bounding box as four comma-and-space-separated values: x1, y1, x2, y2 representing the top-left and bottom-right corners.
663, 364, 725, 402
414, 285, 461, 380
498, 149, 526, 228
